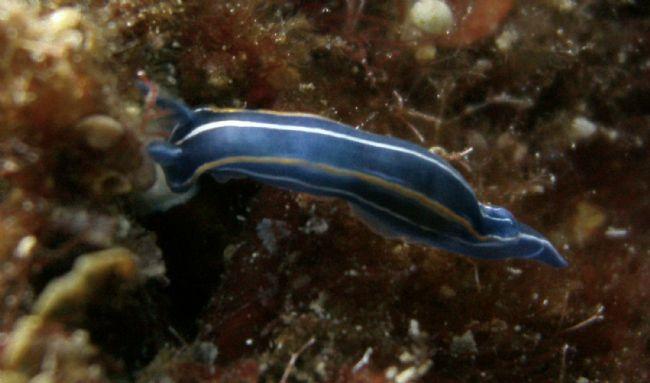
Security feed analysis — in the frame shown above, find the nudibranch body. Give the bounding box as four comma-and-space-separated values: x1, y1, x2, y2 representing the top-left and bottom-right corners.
147, 95, 567, 268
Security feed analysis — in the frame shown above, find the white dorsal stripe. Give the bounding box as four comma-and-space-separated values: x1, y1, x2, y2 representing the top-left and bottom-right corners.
174, 119, 470, 188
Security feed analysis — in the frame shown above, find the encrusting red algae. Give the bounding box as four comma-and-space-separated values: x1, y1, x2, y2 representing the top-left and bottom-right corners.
0, 0, 649, 382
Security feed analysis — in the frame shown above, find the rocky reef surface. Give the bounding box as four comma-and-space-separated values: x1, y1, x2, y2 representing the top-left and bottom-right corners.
0, 1, 648, 382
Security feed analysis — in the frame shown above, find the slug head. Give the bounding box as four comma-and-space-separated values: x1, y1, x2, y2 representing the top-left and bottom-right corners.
147, 142, 194, 193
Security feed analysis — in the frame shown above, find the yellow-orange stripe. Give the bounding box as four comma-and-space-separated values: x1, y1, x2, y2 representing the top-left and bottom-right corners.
187, 156, 488, 241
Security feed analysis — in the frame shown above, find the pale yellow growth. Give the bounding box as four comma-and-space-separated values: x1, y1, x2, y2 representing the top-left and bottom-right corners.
46, 8, 82, 34
2, 248, 137, 372
33, 247, 137, 318
0, 0, 110, 131
0, 370, 29, 383
75, 115, 125, 150
572, 201, 606, 246
2, 315, 45, 369
3, 316, 102, 379
414, 45, 437, 62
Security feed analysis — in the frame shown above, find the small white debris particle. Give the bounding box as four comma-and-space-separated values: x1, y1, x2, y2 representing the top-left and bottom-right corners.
344, 269, 359, 277
299, 82, 316, 91
351, 347, 373, 373
605, 226, 629, 239
316, 361, 327, 378
222, 243, 241, 263
14, 236, 37, 258
495, 28, 519, 51
193, 342, 218, 364
1, 159, 20, 173
395, 366, 418, 383
450, 330, 478, 355
256, 218, 290, 253
309, 292, 328, 318
570, 117, 598, 141
548, 0, 576, 12
398, 351, 416, 363
302, 216, 329, 234
603, 128, 619, 141
384, 366, 398, 380
408, 0, 454, 35
408, 319, 421, 338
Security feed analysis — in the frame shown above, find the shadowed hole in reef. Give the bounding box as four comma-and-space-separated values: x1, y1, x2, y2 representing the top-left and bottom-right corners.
27, 243, 172, 373
29, 177, 260, 375
140, 176, 259, 341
